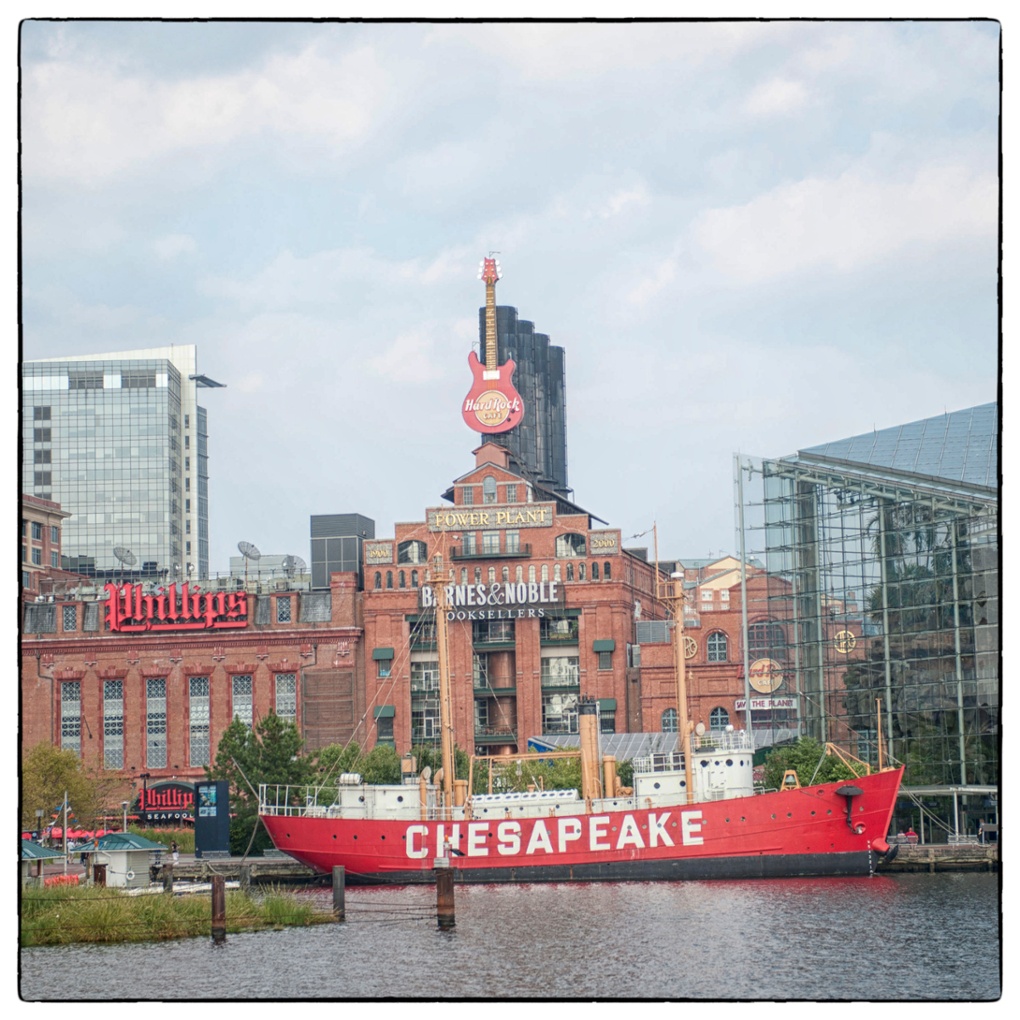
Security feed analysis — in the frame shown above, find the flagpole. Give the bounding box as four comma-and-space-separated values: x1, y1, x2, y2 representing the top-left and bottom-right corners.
62, 791, 68, 876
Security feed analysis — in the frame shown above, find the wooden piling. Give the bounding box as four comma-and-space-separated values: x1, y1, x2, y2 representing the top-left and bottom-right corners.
332, 866, 346, 921
436, 862, 455, 930
240, 865, 251, 894
161, 863, 174, 893
211, 875, 226, 944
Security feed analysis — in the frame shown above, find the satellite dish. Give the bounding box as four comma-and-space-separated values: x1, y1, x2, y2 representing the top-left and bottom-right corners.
238, 541, 261, 561
113, 547, 137, 567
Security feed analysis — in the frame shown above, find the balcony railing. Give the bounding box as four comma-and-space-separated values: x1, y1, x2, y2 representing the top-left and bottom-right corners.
451, 544, 532, 560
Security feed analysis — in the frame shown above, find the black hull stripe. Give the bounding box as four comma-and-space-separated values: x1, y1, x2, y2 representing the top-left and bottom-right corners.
340, 851, 874, 885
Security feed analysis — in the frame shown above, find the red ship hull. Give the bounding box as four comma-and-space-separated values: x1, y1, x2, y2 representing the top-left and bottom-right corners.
261, 767, 902, 885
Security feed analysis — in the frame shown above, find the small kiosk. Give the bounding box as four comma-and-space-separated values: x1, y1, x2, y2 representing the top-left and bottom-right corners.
89, 832, 166, 889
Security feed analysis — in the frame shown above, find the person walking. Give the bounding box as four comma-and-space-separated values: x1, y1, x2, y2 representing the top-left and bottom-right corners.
171, 840, 180, 863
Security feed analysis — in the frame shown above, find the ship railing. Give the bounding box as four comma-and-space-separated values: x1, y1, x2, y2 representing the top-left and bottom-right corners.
259, 784, 339, 817
691, 730, 754, 754
632, 752, 685, 774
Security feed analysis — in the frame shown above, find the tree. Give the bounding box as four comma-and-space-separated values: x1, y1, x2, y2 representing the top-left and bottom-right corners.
762, 737, 859, 790
206, 713, 313, 854
21, 743, 116, 830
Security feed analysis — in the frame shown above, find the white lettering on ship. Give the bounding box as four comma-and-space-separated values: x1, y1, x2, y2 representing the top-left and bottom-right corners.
405, 810, 703, 861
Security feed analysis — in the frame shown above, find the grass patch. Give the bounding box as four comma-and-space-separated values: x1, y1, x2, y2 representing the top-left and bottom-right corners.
20, 883, 334, 947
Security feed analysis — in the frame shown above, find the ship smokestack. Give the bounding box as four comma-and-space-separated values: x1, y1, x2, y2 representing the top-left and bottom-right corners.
578, 698, 603, 807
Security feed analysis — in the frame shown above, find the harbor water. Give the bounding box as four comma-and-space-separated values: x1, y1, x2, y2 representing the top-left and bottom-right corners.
19, 872, 1000, 1001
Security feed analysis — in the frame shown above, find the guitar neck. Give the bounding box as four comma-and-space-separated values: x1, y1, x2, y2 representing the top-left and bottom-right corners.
485, 281, 498, 371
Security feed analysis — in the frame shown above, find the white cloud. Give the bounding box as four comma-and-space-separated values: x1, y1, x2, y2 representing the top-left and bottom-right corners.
366, 326, 446, 384
690, 158, 996, 283
152, 234, 197, 259
743, 77, 811, 117
21, 41, 391, 185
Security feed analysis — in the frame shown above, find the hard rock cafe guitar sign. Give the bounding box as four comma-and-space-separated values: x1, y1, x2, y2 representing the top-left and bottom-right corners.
462, 257, 525, 434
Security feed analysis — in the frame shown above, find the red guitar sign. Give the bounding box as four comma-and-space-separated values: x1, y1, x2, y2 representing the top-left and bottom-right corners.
462, 257, 525, 434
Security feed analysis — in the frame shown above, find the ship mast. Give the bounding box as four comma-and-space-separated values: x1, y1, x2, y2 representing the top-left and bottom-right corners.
655, 527, 695, 804
431, 554, 455, 817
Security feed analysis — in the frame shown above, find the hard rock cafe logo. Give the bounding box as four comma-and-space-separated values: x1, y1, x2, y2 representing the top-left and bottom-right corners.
748, 658, 785, 695
463, 389, 523, 430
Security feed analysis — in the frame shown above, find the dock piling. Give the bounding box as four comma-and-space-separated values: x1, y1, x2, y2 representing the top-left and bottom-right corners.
211, 875, 226, 944
332, 866, 346, 921
435, 860, 455, 930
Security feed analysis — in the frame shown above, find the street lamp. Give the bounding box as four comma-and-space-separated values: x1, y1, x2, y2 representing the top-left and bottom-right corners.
121, 801, 128, 832
35, 808, 43, 840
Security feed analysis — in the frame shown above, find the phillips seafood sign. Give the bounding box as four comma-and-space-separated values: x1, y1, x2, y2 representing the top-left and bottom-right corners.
104, 583, 248, 633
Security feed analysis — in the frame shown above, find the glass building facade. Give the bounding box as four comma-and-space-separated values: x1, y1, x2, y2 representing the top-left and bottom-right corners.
22, 345, 220, 581
480, 305, 569, 497
737, 404, 998, 831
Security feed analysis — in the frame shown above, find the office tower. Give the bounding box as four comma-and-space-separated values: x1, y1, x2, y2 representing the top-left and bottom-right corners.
22, 345, 223, 582
310, 513, 375, 589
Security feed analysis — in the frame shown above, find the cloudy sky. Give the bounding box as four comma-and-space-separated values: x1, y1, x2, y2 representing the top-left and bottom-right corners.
18, 16, 1001, 573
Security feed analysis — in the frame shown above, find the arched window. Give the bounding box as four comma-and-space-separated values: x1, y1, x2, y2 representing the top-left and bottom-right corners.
386, 571, 393, 589
528, 565, 536, 583
398, 570, 406, 588
374, 572, 382, 590
474, 567, 482, 583
483, 475, 497, 504
662, 708, 678, 732
555, 533, 587, 558
707, 631, 728, 662
411, 569, 419, 587
710, 707, 730, 731
515, 566, 523, 582
566, 563, 574, 581
554, 563, 562, 582
502, 566, 510, 582
397, 540, 427, 564
591, 562, 599, 580
578, 563, 586, 581
488, 566, 496, 583
541, 563, 549, 582
603, 562, 611, 580
460, 568, 468, 584
749, 620, 787, 660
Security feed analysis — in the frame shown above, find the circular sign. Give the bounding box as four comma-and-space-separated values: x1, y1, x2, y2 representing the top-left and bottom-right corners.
471, 390, 513, 429
683, 636, 698, 660
835, 630, 857, 654
748, 658, 784, 694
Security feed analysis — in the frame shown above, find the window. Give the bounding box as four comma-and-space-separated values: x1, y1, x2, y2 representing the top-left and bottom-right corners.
566, 563, 574, 581
483, 475, 497, 504
720, 589, 730, 603
32, 522, 43, 541
275, 674, 297, 723
506, 484, 518, 503
411, 698, 440, 741
604, 562, 611, 580
69, 369, 103, 389
578, 563, 586, 581
710, 707, 730, 731
411, 569, 419, 587
591, 562, 599, 580
662, 708, 678, 732
32, 548, 42, 566
60, 682, 81, 754
34, 450, 51, 464
399, 570, 406, 588
374, 572, 382, 589
461, 533, 477, 555
600, 707, 616, 734
411, 660, 440, 692
189, 677, 210, 767
598, 651, 613, 670
34, 406, 51, 420
541, 656, 580, 686
474, 698, 490, 731
488, 566, 496, 583
50, 551, 60, 568
541, 615, 578, 642
232, 675, 253, 726
50, 525, 59, 544
398, 540, 427, 564
376, 713, 395, 745
377, 658, 391, 679
482, 531, 500, 554
541, 564, 549, 582
473, 619, 515, 644
701, 588, 713, 603
555, 533, 586, 558
749, 621, 787, 660
103, 681, 124, 769
146, 678, 167, 768
462, 486, 475, 506
386, 571, 393, 589
276, 596, 292, 623
62, 604, 77, 632
707, 632, 729, 662
542, 692, 579, 734
505, 530, 520, 553
33, 427, 51, 443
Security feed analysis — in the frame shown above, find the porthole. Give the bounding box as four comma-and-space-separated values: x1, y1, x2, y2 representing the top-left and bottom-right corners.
397, 796, 404, 803
653, 781, 661, 789
771, 814, 776, 820
787, 812, 792, 818
726, 759, 733, 767
381, 835, 386, 840
700, 761, 709, 768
